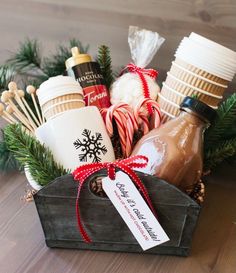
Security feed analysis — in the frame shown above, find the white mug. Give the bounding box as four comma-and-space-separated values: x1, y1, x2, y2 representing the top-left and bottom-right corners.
35, 106, 115, 171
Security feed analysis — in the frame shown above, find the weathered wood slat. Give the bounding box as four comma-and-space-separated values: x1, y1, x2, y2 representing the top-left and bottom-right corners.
34, 172, 200, 256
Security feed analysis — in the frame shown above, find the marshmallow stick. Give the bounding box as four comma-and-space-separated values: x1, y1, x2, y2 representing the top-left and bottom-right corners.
1, 91, 34, 132
21, 96, 41, 127
0, 112, 14, 124
13, 90, 37, 130
0, 104, 18, 123
0, 104, 14, 124
8, 82, 38, 129
26, 85, 43, 124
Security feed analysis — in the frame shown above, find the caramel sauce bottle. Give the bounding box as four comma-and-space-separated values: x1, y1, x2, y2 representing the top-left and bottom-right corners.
132, 97, 216, 190
66, 47, 111, 109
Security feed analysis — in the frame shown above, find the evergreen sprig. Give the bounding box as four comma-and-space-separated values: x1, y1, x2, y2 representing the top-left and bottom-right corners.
205, 93, 236, 147
7, 39, 41, 72
0, 65, 14, 93
204, 138, 236, 170
4, 124, 68, 186
0, 135, 19, 172
97, 45, 114, 90
42, 39, 89, 77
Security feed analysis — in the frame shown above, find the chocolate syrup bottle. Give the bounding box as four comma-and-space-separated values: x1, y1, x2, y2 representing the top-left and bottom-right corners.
66, 47, 111, 109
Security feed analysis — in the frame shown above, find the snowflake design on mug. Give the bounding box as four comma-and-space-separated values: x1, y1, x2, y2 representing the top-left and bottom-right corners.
73, 129, 108, 163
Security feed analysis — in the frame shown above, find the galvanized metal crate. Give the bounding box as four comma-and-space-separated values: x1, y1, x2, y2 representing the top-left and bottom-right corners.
34, 171, 200, 256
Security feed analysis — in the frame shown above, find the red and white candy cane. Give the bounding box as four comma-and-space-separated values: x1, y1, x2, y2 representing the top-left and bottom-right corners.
100, 103, 137, 157
117, 104, 138, 157
134, 98, 162, 132
133, 99, 150, 135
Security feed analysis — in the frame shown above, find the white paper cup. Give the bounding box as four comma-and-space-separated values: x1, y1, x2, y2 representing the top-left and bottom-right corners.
35, 107, 115, 171
165, 73, 222, 107
189, 32, 236, 62
177, 37, 236, 68
175, 37, 236, 81
169, 62, 227, 96
176, 46, 235, 76
175, 51, 234, 81
174, 58, 229, 85
37, 76, 85, 120
161, 82, 218, 109
177, 37, 236, 67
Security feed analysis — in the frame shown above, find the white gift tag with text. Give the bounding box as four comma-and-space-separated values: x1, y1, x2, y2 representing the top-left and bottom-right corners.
102, 171, 169, 251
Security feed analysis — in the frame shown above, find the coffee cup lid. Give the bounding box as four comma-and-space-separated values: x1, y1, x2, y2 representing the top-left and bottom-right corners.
37, 76, 84, 106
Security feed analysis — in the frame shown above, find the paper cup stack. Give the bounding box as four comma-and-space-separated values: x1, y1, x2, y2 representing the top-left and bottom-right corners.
158, 32, 236, 122
37, 76, 85, 120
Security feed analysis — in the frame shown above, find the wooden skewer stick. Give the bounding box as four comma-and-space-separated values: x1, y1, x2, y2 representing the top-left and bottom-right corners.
26, 85, 43, 124
20, 92, 41, 127
0, 104, 14, 124
5, 105, 19, 123
1, 91, 34, 132
0, 103, 18, 123
13, 89, 38, 130
8, 82, 37, 128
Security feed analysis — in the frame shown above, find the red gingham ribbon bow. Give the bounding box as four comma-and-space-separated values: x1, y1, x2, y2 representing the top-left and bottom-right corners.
121, 63, 159, 115
72, 155, 157, 243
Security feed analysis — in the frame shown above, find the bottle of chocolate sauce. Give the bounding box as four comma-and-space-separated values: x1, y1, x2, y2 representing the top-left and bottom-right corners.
132, 97, 216, 191
65, 47, 111, 109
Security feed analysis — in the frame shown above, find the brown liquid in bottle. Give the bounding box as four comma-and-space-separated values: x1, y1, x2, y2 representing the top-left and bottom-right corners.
132, 110, 208, 190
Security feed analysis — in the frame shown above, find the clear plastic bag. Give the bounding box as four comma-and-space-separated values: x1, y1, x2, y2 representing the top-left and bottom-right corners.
128, 26, 165, 68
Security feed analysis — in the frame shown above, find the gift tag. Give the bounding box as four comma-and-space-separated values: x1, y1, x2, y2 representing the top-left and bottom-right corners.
102, 171, 169, 251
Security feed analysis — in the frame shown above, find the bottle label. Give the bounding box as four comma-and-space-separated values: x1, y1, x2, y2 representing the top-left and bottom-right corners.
67, 62, 111, 109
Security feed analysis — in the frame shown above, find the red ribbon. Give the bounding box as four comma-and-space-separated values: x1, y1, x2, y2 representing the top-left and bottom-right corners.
121, 63, 159, 115
72, 155, 157, 243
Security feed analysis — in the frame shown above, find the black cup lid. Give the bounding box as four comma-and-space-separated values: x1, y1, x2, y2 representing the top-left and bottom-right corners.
180, 96, 217, 124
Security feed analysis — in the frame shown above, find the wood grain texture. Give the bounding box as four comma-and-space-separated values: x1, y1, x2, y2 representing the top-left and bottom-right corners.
0, 163, 236, 273
33, 172, 200, 256
0, 1, 236, 272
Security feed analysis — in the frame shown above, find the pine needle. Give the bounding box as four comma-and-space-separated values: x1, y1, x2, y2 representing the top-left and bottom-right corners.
0, 65, 14, 93
0, 134, 19, 172
205, 93, 236, 148
42, 39, 89, 77
97, 45, 114, 90
4, 124, 68, 186
7, 38, 41, 72
204, 138, 236, 170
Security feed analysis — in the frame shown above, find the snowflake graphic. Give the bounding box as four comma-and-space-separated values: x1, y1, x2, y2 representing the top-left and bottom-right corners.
73, 129, 108, 163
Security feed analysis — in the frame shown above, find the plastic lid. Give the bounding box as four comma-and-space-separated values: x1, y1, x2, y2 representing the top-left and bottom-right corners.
65, 47, 92, 69
180, 96, 217, 124
37, 76, 84, 106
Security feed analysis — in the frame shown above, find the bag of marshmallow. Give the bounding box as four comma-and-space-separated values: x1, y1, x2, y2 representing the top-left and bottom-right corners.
110, 26, 165, 109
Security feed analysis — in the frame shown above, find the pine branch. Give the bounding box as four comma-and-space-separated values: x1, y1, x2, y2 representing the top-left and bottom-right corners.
205, 93, 236, 149
7, 39, 42, 73
0, 134, 19, 172
4, 124, 68, 186
204, 138, 236, 170
0, 65, 14, 93
42, 39, 89, 77
97, 45, 114, 90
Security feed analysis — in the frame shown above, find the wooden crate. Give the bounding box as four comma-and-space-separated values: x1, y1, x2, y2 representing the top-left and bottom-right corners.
34, 171, 200, 256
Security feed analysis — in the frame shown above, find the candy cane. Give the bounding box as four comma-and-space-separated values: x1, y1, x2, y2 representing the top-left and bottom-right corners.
101, 104, 127, 156
134, 98, 162, 132
134, 99, 150, 135
100, 103, 138, 158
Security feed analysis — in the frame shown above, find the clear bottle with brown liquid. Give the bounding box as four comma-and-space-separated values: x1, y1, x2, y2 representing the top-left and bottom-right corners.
132, 97, 216, 190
